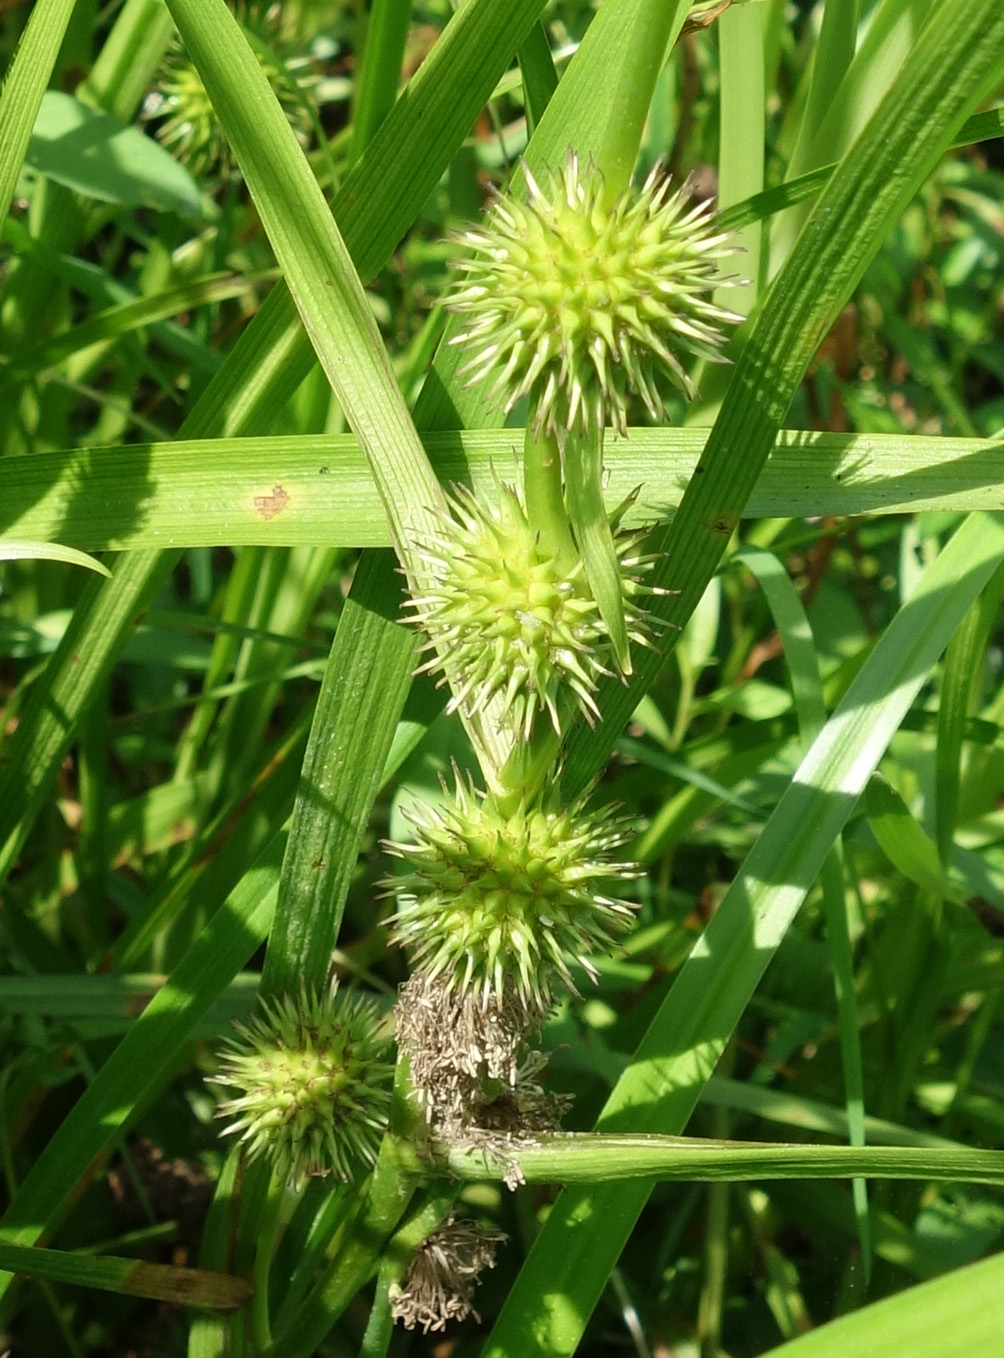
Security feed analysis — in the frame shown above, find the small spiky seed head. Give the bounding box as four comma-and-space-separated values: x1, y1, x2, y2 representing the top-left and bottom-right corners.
211, 983, 392, 1185
385, 776, 637, 1011
446, 152, 743, 438
406, 478, 659, 739
148, 6, 315, 179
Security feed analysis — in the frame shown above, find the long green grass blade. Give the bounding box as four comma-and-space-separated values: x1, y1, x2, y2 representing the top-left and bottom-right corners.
4, 271, 269, 378
0, 540, 110, 576
164, 0, 443, 558
0, 0, 77, 226
792, 0, 861, 162
735, 545, 870, 1268
349, 0, 412, 165
0, 1241, 251, 1312
517, 21, 558, 135
756, 1250, 1004, 1358
720, 104, 1004, 237
770, 0, 937, 270
483, 509, 1004, 1355
8, 428, 1004, 553
259, 553, 413, 991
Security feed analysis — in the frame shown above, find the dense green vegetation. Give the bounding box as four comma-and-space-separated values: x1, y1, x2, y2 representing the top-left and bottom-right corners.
2, 1, 1004, 1355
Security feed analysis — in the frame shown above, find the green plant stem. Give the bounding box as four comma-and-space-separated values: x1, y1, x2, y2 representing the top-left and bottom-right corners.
588, 0, 690, 201
0, 0, 77, 228
424, 1134, 1004, 1186
250, 1173, 287, 1350
349, 0, 412, 166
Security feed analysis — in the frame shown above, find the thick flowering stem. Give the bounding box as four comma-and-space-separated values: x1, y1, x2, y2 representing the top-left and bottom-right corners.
581, 0, 692, 208
390, 88, 743, 1212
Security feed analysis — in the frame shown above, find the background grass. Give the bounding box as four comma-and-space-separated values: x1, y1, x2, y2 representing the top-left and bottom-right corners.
2, 1, 1004, 1355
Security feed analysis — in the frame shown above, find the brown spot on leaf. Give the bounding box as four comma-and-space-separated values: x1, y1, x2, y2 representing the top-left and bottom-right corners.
254, 484, 289, 520
681, 0, 732, 36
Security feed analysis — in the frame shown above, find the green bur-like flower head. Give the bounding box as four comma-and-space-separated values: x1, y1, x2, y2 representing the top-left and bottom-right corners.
446, 152, 742, 438
406, 478, 658, 738
211, 983, 392, 1185
149, 5, 315, 179
385, 777, 637, 1009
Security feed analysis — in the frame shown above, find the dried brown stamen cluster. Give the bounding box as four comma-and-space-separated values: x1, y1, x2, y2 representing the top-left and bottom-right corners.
390, 1217, 507, 1334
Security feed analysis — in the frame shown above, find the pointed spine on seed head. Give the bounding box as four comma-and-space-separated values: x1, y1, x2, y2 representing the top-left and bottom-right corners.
210, 982, 392, 1186
384, 773, 638, 1017
404, 474, 663, 740
445, 151, 743, 440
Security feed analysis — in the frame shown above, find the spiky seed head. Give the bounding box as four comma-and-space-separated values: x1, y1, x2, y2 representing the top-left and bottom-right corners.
211, 982, 392, 1185
147, 5, 316, 179
385, 776, 637, 1011
406, 477, 659, 739
446, 151, 743, 438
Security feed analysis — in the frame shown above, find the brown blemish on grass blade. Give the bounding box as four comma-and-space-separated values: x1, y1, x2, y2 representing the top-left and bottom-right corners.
254, 485, 289, 520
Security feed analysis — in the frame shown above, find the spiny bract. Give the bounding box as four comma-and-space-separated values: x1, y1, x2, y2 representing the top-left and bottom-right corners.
406, 477, 657, 739
385, 776, 637, 1009
211, 982, 392, 1185
446, 151, 743, 439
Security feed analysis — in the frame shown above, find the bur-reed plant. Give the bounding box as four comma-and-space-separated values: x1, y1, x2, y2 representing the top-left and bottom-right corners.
2, 1, 1004, 1356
